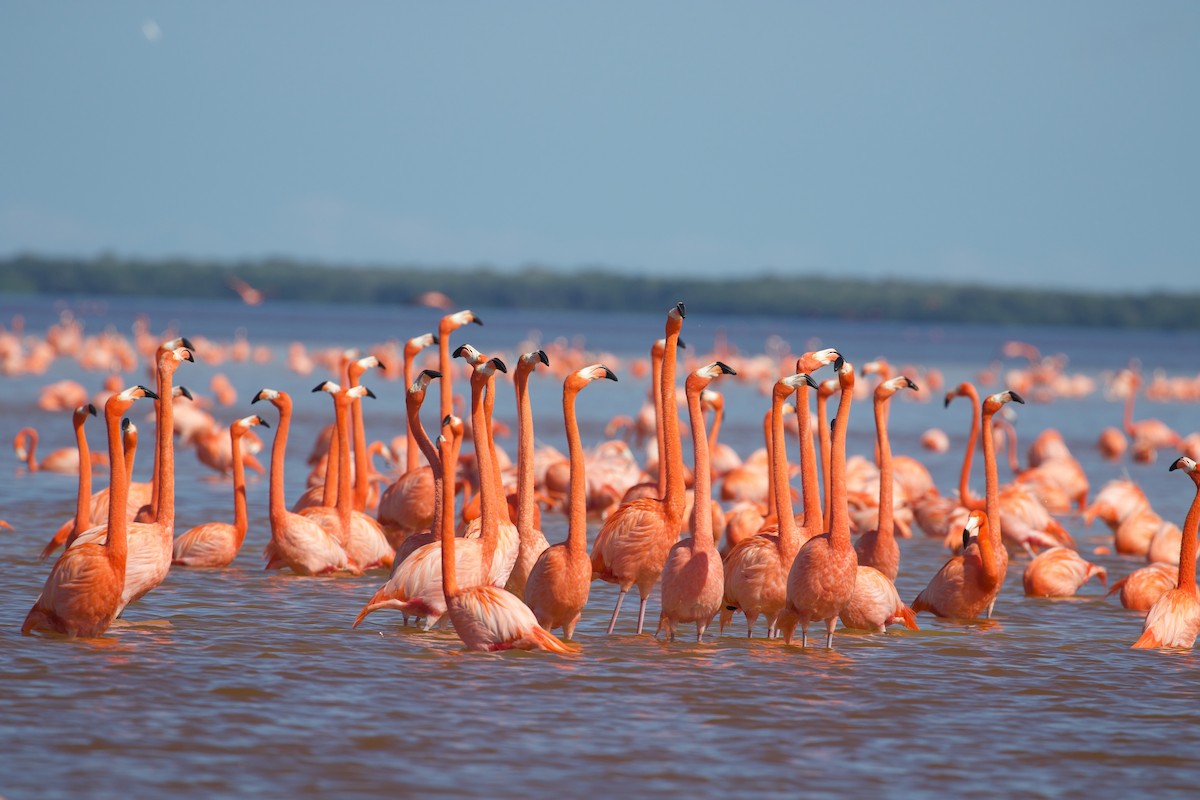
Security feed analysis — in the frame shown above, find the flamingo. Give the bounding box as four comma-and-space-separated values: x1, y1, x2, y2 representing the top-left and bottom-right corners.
385, 370, 444, 569
14, 424, 106, 474
524, 364, 619, 638
1122, 369, 1183, 463
254, 389, 349, 575
67, 342, 194, 614
912, 390, 1024, 619
22, 385, 157, 637
504, 350, 552, 599
171, 415, 268, 568
1022, 547, 1106, 597
1132, 456, 1200, 649
591, 302, 687, 635
1107, 562, 1177, 611
780, 358, 859, 649
348, 354, 386, 513
854, 376, 918, 581
656, 361, 735, 642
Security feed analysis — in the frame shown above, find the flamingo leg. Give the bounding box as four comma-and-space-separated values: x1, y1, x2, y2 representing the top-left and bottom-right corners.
697, 622, 707, 643
606, 589, 628, 634
636, 595, 649, 635
825, 617, 837, 649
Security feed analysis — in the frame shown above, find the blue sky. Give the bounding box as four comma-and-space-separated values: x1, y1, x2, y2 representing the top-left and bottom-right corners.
2, 2, 1197, 291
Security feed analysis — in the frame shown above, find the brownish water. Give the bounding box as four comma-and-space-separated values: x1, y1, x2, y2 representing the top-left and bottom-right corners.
3, 296, 1199, 799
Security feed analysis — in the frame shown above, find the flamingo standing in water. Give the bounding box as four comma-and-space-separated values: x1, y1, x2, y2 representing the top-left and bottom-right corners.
171, 415, 268, 568
780, 358, 859, 648
67, 342, 193, 614
591, 302, 687, 635
505, 350, 552, 599
854, 376, 918, 581
383, 370, 444, 569
1022, 547, 1106, 597
254, 389, 349, 575
1132, 456, 1200, 649
14, 423, 106, 474
525, 364, 619, 638
912, 390, 1024, 619
22, 385, 157, 637
656, 361, 735, 642
1107, 562, 1177, 611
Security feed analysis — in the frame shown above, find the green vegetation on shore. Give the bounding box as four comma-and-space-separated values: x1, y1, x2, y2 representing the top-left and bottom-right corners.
0, 253, 1190, 330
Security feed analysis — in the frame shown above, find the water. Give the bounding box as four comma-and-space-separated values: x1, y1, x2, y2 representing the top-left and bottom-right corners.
3, 294, 1200, 799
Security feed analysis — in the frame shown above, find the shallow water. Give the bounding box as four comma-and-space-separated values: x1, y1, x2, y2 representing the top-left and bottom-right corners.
3, 295, 1200, 799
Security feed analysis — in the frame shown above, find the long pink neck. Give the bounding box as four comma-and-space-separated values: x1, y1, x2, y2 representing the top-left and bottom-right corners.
661, 320, 685, 523
73, 415, 91, 535
440, 432, 459, 599
771, 388, 799, 557
516, 363, 538, 545
651, 346, 666, 492
1123, 378, 1138, 436
762, 409, 776, 514
348, 369, 370, 511
407, 388, 437, 483
154, 361, 177, 529
404, 345, 421, 472
817, 388, 833, 531
333, 394, 353, 539
875, 391, 895, 544
829, 375, 853, 549
564, 383, 588, 556
981, 406, 1003, 549
267, 398, 293, 525
796, 383, 822, 537
1179, 476, 1200, 592
472, 373, 499, 572
16, 428, 37, 471
687, 377, 714, 553
707, 400, 722, 452
484, 373, 508, 523
104, 407, 128, 571
438, 325, 454, 422
231, 429, 248, 540
958, 385, 982, 506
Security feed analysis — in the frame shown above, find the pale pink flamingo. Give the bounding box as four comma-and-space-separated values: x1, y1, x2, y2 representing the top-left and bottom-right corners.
14, 424, 106, 474
383, 369, 443, 567
254, 388, 349, 575
504, 350, 553, 598
780, 357, 859, 648
68, 342, 194, 614
171, 415, 268, 567
912, 390, 1023, 619
591, 302, 687, 635
22, 385, 157, 637
816, 376, 837, 531
838, 566, 919, 634
1107, 562, 1177, 611
525, 364, 619, 638
657, 361, 735, 642
854, 376, 918, 581
348, 354, 385, 512
1122, 369, 1183, 463
1132, 456, 1200, 649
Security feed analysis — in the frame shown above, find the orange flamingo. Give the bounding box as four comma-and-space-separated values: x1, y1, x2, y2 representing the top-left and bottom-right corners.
68, 342, 194, 614
385, 369, 444, 568
780, 358, 859, 648
912, 390, 1023, 619
14, 424, 106, 474
254, 388, 349, 575
505, 350, 552, 598
1132, 456, 1200, 649
656, 361, 735, 642
854, 376, 918, 581
22, 385, 157, 637
1122, 369, 1183, 463
171, 415, 268, 567
1107, 562, 1177, 611
525, 364, 619, 638
816, 376, 838, 531
591, 302, 686, 635
1022, 547, 1106, 597
347, 354, 385, 513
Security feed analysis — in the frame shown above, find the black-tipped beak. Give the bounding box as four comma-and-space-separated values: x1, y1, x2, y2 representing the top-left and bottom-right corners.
179, 337, 195, 351
181, 350, 195, 362
803, 374, 818, 389
716, 361, 736, 376
422, 369, 443, 380
86, 404, 97, 417
675, 301, 686, 319
962, 530, 971, 551
178, 386, 194, 401
1010, 391, 1026, 405
906, 378, 919, 391
312, 383, 327, 393
140, 386, 159, 400
491, 358, 508, 374
363, 387, 376, 399
603, 367, 618, 382
471, 316, 483, 326
442, 414, 453, 427
121, 417, 132, 431
1170, 458, 1184, 472
943, 394, 952, 409
834, 356, 845, 371
538, 350, 549, 366
255, 416, 270, 428
452, 344, 468, 358
251, 389, 265, 404
678, 338, 688, 350
373, 360, 386, 372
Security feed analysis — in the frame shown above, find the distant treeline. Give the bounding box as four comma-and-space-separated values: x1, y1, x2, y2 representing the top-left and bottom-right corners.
0, 253, 1193, 330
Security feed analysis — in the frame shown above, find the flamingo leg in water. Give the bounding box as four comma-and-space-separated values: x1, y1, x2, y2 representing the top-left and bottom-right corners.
606, 588, 628, 635
825, 618, 837, 649
637, 595, 649, 635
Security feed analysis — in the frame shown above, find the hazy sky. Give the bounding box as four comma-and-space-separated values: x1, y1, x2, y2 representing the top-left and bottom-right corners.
2, 3, 1197, 291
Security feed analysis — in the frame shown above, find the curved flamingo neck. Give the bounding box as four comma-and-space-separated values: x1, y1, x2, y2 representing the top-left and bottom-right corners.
651, 343, 666, 492
154, 360, 178, 529
687, 376, 715, 552
231, 429, 248, 538
771, 386, 799, 555
564, 382, 588, 556
439, 431, 459, 598
661, 318, 685, 522
485, 372, 509, 523
407, 387, 438, 481
267, 398, 293, 524
123, 426, 137, 487
1178, 475, 1200, 592
16, 428, 37, 471
471, 372, 499, 571
875, 390, 895, 542
958, 384, 982, 507
817, 385, 834, 531
516, 363, 538, 545
348, 368, 371, 511
762, 409, 776, 513
404, 344, 422, 472
73, 414, 92, 535
104, 406, 129, 569
796, 382, 822, 536
829, 372, 853, 549
332, 393, 354, 538
979, 405, 1004, 584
